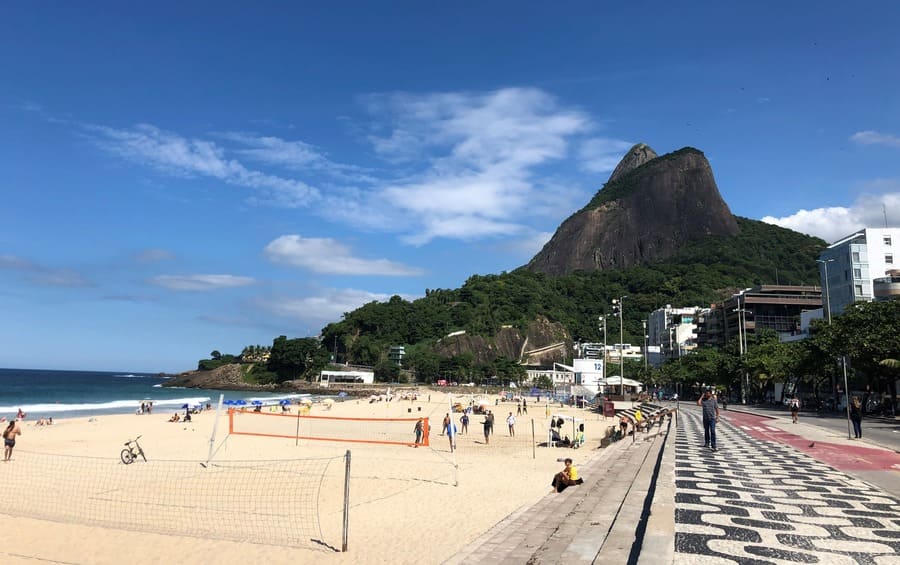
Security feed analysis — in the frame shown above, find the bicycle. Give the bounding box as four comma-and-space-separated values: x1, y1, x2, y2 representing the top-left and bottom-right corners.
121, 435, 147, 464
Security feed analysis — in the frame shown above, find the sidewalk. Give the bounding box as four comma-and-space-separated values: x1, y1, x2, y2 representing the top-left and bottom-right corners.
722, 404, 900, 498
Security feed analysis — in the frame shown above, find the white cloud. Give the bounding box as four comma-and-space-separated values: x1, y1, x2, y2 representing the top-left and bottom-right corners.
761, 191, 900, 243
87, 123, 319, 207
150, 274, 256, 291
507, 230, 555, 257
849, 130, 900, 148
134, 248, 174, 263
349, 87, 615, 244
578, 138, 634, 174
263, 235, 423, 276
261, 288, 418, 324
0, 254, 93, 287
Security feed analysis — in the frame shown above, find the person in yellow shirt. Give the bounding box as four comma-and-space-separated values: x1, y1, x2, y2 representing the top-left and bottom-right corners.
551, 458, 583, 492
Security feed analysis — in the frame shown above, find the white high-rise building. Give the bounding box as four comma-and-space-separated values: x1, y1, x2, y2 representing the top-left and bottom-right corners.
819, 228, 899, 315
647, 305, 699, 366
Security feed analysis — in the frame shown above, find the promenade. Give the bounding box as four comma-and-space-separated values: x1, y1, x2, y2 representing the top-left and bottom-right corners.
447, 402, 900, 564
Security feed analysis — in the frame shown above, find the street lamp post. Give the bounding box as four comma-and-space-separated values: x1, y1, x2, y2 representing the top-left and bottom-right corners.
642, 320, 648, 371
733, 305, 748, 404
598, 316, 607, 385
818, 258, 851, 439
612, 296, 627, 397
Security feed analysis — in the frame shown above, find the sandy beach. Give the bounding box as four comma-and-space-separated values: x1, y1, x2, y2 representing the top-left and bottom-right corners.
0, 390, 615, 565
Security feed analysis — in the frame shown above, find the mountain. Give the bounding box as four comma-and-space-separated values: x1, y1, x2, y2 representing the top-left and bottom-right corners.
526, 146, 740, 275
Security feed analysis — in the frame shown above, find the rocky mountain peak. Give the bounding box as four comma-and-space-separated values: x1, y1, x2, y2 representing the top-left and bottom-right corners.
526, 146, 739, 275
608, 143, 658, 183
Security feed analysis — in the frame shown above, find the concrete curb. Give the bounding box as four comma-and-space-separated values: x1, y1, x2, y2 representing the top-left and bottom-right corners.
636, 410, 677, 565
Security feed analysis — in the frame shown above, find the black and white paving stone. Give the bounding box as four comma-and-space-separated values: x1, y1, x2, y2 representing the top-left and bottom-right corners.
675, 409, 900, 564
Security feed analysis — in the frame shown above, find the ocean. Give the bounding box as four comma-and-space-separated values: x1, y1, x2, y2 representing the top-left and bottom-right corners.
0, 368, 309, 420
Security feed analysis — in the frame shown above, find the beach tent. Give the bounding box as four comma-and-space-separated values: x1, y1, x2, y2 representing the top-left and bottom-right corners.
602, 376, 643, 391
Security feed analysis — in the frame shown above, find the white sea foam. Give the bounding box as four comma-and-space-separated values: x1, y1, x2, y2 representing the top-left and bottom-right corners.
0, 396, 211, 414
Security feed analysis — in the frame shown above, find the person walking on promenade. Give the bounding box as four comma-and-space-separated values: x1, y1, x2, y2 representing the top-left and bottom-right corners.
789, 396, 800, 424
460, 412, 469, 435
507, 412, 516, 436
850, 396, 863, 438
697, 388, 719, 451
3, 420, 21, 461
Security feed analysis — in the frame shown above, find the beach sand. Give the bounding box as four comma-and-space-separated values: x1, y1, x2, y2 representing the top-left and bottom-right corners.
0, 391, 616, 564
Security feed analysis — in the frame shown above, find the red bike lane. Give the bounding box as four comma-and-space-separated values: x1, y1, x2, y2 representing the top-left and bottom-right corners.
723, 410, 900, 473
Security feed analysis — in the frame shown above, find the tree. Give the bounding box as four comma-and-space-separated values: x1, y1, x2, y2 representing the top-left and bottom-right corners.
210, 350, 222, 360
374, 359, 401, 383
534, 375, 553, 390
267, 336, 329, 382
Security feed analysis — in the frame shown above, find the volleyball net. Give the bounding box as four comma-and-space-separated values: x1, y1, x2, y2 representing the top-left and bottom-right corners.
228, 409, 430, 447
1, 449, 348, 550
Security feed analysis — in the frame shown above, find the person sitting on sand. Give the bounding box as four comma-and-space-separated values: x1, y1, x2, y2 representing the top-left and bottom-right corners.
551, 458, 583, 492
168, 413, 180, 422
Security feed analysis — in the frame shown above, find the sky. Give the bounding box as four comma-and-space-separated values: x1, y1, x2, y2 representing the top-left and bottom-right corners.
2, 2, 899, 373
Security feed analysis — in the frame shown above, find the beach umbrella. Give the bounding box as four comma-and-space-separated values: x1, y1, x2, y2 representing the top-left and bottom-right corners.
279, 399, 291, 405
337, 391, 348, 398
181, 404, 189, 409
299, 397, 313, 405
251, 400, 263, 406
223, 399, 234, 406
235, 399, 247, 406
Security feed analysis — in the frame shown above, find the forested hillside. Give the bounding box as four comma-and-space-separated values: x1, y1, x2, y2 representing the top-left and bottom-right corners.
321, 217, 825, 371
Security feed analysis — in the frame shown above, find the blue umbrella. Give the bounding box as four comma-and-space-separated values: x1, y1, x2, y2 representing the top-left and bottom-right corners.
181, 404, 189, 409
235, 399, 247, 406
251, 400, 263, 406
279, 399, 291, 405
223, 399, 234, 406
338, 392, 348, 398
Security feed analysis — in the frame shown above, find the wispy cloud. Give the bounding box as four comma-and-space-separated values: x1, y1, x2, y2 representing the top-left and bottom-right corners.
222, 132, 376, 183
86, 123, 319, 207
149, 274, 256, 291
134, 248, 174, 263
349, 87, 617, 244
258, 288, 418, 324
263, 235, 423, 276
0, 254, 94, 287
761, 190, 900, 242
578, 138, 634, 174
849, 130, 900, 148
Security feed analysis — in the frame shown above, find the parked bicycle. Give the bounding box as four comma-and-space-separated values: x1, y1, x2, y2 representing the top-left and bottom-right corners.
121, 435, 147, 464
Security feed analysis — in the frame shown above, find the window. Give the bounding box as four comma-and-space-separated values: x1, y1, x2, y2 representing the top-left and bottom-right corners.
853, 268, 862, 279
887, 254, 894, 265
855, 284, 864, 296
852, 251, 860, 262
885, 236, 892, 246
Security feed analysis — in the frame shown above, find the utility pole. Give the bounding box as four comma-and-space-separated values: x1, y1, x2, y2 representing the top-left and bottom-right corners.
642, 320, 648, 371
733, 304, 746, 404
612, 296, 627, 397
599, 316, 607, 385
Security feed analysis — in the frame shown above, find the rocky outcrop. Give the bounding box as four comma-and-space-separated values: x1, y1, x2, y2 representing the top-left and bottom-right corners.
163, 364, 269, 390
526, 146, 739, 275
607, 143, 658, 183
434, 316, 571, 365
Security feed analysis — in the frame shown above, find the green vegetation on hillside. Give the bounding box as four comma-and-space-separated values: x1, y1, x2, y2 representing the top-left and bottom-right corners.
319, 217, 825, 371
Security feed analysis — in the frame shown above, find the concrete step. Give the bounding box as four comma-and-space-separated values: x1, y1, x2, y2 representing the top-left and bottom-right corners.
446, 428, 669, 565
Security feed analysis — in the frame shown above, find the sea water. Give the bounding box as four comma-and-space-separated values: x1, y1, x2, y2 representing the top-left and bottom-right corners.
0, 368, 312, 420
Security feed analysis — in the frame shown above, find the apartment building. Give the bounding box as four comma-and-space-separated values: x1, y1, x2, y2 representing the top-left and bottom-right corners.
819, 228, 899, 315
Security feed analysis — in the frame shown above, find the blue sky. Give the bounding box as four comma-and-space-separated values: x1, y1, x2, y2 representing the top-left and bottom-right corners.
2, 2, 899, 372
